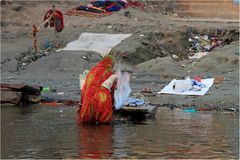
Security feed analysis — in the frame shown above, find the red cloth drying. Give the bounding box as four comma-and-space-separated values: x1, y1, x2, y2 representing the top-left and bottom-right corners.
44, 9, 64, 32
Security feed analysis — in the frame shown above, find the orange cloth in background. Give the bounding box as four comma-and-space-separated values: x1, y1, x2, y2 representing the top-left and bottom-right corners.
77, 55, 115, 124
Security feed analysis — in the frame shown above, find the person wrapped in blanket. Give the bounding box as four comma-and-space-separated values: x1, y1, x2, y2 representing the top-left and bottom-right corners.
76, 55, 117, 124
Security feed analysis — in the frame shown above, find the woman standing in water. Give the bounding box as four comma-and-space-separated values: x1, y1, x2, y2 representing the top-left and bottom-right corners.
77, 55, 117, 124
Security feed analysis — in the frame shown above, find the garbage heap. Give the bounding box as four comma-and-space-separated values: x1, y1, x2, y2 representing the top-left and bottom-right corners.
188, 35, 223, 56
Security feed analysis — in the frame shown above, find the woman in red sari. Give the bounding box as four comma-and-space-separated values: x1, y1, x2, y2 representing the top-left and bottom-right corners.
77, 55, 117, 124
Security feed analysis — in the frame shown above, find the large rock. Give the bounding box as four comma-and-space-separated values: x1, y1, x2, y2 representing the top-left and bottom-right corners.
1, 91, 22, 105
0, 83, 43, 105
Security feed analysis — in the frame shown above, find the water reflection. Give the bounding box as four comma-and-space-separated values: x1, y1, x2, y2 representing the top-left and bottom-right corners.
78, 125, 113, 159
1, 106, 239, 159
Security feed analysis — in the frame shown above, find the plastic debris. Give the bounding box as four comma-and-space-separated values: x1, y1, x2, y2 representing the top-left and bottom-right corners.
42, 87, 50, 92
182, 107, 197, 113
188, 33, 225, 59
45, 40, 53, 49
180, 64, 186, 68
172, 54, 179, 59
58, 92, 64, 95
189, 52, 208, 59
82, 56, 88, 60
225, 108, 238, 112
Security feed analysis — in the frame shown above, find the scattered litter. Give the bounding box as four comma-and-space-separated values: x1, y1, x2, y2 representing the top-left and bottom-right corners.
44, 40, 53, 49
183, 107, 197, 113
139, 34, 144, 37
158, 77, 214, 96
82, 56, 87, 60
224, 77, 230, 81
180, 64, 185, 68
225, 108, 238, 112
17, 49, 48, 71
198, 108, 210, 111
42, 87, 50, 92
134, 18, 138, 21
187, 32, 227, 59
58, 92, 64, 95
172, 13, 178, 17
107, 25, 112, 29
172, 54, 179, 59
189, 52, 208, 59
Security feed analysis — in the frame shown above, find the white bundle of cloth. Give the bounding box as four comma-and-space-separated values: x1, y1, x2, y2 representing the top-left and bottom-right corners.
114, 70, 132, 110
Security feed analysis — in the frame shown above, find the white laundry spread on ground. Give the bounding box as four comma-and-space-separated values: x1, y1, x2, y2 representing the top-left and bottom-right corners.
57, 33, 132, 57
158, 78, 215, 96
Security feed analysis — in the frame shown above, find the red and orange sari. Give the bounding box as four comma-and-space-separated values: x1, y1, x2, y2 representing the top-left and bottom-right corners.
77, 55, 115, 124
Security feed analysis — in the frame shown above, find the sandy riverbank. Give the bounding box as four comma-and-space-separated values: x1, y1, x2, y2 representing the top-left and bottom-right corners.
1, 1, 239, 111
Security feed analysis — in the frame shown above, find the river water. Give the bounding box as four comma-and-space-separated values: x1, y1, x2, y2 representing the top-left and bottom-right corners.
1, 105, 239, 159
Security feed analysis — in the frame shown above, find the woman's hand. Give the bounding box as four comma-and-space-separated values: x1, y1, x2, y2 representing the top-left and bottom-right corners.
112, 74, 118, 82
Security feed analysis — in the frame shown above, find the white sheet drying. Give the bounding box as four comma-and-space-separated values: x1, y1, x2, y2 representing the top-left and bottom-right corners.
57, 33, 132, 57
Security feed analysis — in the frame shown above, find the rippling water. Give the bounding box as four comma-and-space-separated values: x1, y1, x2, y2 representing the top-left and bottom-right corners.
1, 105, 239, 159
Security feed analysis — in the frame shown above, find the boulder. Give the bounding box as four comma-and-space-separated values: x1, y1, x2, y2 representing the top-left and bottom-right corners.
0, 83, 43, 105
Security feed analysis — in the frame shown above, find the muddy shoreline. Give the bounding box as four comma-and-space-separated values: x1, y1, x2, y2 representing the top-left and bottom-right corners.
1, 1, 239, 111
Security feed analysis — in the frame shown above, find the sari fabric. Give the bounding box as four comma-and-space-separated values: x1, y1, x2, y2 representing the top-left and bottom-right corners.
77, 55, 115, 124
44, 9, 64, 32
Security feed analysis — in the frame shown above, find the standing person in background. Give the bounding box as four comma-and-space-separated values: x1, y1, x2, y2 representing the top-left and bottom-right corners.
76, 55, 117, 124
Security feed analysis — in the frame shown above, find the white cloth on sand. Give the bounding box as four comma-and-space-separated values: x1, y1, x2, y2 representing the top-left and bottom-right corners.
57, 33, 132, 57
158, 78, 215, 96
